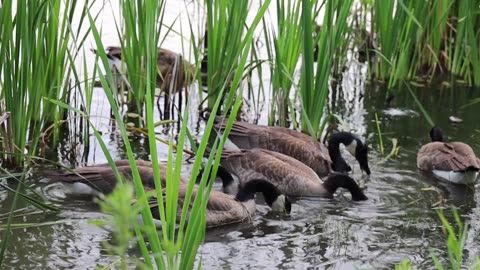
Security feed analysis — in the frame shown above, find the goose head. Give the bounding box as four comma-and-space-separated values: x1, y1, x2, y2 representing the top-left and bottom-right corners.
429, 126, 443, 142
328, 132, 371, 175
236, 179, 292, 214
322, 173, 368, 201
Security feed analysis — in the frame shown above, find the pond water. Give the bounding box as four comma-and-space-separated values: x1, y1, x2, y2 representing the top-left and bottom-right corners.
2, 1, 480, 269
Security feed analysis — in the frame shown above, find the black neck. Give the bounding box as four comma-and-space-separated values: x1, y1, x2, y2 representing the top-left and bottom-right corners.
328, 132, 355, 173
430, 127, 443, 142
235, 180, 280, 206
322, 173, 368, 201
201, 30, 208, 73
196, 166, 234, 188
217, 166, 235, 189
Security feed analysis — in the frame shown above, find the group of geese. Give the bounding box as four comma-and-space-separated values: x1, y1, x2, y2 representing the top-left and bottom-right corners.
47, 112, 480, 228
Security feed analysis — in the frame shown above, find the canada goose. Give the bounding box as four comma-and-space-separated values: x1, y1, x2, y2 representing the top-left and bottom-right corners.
46, 160, 187, 196
417, 127, 480, 184
93, 46, 195, 93
46, 162, 291, 228
146, 180, 291, 228
219, 148, 368, 201
212, 116, 371, 176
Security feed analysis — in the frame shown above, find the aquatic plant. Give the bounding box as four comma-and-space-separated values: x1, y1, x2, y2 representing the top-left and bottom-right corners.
87, 1, 246, 266
203, 0, 270, 111
263, 0, 303, 127
0, 0, 93, 167
115, 0, 165, 122
370, 1, 480, 87
396, 210, 479, 269
300, 0, 353, 139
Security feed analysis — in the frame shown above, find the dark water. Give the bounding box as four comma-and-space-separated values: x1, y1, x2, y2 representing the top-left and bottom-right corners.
1, 75, 480, 269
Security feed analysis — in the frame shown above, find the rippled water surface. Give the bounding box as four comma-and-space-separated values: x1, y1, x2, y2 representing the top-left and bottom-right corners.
1, 1, 480, 269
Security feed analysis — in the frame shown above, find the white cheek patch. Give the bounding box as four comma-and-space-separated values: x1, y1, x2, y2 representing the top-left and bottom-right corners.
271, 195, 286, 212
345, 139, 357, 156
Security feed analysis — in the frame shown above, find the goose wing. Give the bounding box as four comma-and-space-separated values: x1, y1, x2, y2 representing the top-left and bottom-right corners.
268, 135, 332, 177
90, 159, 154, 168
148, 186, 250, 227
48, 164, 182, 194
205, 190, 253, 227
417, 142, 480, 172
215, 119, 332, 176
221, 149, 322, 196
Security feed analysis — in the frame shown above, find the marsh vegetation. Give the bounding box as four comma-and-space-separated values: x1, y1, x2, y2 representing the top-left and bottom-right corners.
0, 0, 480, 269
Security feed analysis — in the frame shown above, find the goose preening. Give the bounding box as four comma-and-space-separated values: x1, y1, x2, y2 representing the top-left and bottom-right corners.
212, 116, 371, 177
219, 148, 368, 201
417, 127, 480, 184
46, 160, 291, 228
93, 46, 195, 93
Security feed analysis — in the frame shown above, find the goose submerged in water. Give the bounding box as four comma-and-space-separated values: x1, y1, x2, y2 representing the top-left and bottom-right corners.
219, 148, 368, 201
46, 160, 291, 228
417, 127, 480, 185
212, 116, 371, 177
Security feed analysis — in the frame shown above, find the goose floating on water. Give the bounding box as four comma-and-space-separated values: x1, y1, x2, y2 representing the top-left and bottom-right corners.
212, 116, 371, 176
417, 126, 480, 185
147, 180, 291, 228
219, 148, 368, 201
46, 160, 291, 228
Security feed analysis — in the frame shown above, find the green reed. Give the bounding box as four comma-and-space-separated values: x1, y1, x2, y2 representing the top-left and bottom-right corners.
263, 0, 303, 126
396, 210, 479, 269
116, 0, 165, 120
371, 1, 480, 87
88, 3, 245, 267
203, 0, 270, 111
300, 0, 353, 139
0, 0, 92, 167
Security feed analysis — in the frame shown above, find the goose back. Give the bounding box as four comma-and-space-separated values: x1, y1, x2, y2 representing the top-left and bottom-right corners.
221, 149, 326, 196
47, 160, 186, 195
417, 142, 480, 172
148, 185, 255, 228
214, 119, 333, 177
417, 127, 480, 184
220, 149, 368, 200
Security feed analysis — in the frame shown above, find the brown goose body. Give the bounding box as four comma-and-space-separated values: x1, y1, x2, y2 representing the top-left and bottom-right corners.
147, 184, 257, 228
220, 149, 368, 201
47, 160, 186, 195
47, 160, 291, 228
97, 46, 195, 93
417, 127, 480, 184
213, 117, 371, 176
